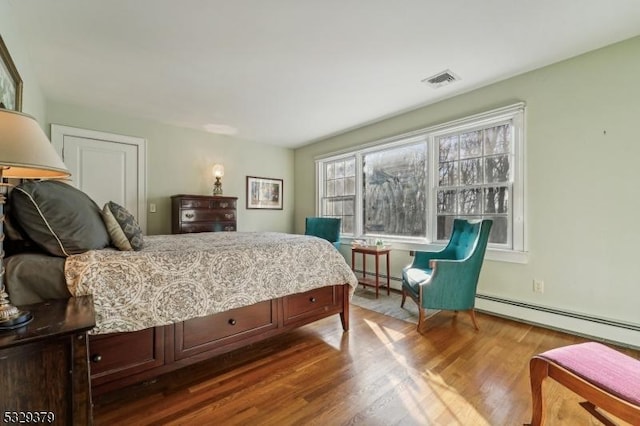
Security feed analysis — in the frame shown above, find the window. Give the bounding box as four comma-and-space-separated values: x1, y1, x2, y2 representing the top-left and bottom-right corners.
363, 141, 427, 238
320, 157, 356, 234
435, 123, 512, 245
315, 103, 526, 258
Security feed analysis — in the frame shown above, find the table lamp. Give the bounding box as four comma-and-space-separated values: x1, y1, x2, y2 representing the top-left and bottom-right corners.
212, 163, 224, 195
0, 109, 70, 330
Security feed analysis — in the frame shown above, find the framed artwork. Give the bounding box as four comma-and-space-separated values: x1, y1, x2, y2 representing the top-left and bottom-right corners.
246, 176, 283, 210
0, 35, 23, 111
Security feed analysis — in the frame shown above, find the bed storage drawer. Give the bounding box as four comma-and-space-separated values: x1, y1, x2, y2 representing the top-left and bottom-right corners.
283, 286, 341, 325
88, 326, 165, 385
174, 300, 278, 360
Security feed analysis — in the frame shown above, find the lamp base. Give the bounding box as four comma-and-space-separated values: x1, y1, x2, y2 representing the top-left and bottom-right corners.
0, 310, 33, 330
213, 177, 223, 196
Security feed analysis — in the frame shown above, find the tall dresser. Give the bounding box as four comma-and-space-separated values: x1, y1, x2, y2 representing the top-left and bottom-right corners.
171, 194, 237, 234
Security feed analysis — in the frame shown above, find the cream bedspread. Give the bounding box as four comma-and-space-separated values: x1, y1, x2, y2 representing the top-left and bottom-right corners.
65, 232, 358, 334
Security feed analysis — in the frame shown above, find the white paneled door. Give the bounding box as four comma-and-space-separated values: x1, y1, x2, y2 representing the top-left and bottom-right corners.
51, 125, 147, 232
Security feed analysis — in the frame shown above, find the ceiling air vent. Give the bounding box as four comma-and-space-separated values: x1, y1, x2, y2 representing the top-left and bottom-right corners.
422, 69, 460, 88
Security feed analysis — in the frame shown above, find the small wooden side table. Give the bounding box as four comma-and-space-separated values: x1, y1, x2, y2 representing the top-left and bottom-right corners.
351, 246, 391, 298
0, 296, 96, 425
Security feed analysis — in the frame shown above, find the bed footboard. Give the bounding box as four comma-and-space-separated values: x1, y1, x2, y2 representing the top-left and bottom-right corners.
89, 284, 350, 395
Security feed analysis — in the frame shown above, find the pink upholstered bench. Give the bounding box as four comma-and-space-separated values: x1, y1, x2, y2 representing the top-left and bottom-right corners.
527, 342, 640, 426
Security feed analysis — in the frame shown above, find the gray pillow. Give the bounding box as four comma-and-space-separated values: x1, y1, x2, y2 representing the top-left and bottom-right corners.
102, 201, 144, 251
9, 180, 110, 257
4, 253, 70, 305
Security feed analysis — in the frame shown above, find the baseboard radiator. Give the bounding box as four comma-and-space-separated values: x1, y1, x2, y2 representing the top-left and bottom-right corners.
475, 294, 640, 350
355, 270, 640, 349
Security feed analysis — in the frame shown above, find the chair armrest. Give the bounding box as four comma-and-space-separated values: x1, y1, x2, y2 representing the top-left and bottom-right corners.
412, 248, 452, 269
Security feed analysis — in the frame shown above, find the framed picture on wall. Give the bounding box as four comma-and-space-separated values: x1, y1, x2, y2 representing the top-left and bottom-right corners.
246, 176, 283, 210
0, 35, 23, 111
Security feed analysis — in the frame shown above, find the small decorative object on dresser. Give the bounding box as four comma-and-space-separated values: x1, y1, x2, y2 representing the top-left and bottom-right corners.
171, 194, 237, 234
212, 163, 224, 195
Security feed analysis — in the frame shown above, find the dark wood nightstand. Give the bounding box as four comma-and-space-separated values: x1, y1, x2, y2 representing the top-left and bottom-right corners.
0, 296, 95, 425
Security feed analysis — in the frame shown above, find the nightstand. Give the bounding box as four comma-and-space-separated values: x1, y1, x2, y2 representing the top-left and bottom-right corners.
0, 296, 95, 425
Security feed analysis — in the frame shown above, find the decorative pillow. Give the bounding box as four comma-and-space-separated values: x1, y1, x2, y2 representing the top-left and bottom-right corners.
101, 201, 143, 251
9, 180, 111, 257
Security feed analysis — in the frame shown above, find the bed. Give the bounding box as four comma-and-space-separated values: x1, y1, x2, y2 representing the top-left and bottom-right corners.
4, 180, 357, 395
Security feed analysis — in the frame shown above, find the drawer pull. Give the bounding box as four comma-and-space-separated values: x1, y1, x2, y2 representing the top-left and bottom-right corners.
220, 202, 229, 208
224, 226, 234, 231
91, 354, 102, 363
228, 319, 237, 326
185, 213, 195, 218
310, 297, 317, 303
224, 213, 234, 219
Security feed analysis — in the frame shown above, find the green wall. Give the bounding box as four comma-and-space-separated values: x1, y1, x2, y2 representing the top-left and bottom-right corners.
47, 102, 295, 235
294, 36, 640, 329
1, 2, 47, 124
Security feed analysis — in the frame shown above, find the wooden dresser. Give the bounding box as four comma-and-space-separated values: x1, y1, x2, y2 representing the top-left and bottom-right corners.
171, 194, 237, 234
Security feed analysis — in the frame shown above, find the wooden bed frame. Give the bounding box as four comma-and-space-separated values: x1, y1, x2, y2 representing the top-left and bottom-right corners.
88, 284, 350, 396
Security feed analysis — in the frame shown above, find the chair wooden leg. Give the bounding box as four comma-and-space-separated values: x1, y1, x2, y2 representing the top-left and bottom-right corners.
417, 306, 425, 332
400, 290, 406, 308
468, 309, 479, 331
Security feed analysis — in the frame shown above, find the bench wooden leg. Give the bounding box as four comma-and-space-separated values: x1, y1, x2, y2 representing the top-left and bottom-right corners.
579, 401, 617, 426
527, 357, 549, 426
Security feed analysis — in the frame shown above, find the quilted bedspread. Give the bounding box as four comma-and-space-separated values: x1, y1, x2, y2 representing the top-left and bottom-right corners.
65, 232, 358, 334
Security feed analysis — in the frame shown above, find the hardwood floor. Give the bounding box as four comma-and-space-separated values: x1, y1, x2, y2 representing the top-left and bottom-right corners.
93, 306, 638, 425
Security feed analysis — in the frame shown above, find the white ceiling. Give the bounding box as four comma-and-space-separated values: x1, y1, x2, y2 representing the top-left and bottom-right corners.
8, 0, 640, 148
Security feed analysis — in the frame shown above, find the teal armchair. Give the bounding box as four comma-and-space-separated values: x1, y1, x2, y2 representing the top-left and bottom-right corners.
304, 217, 341, 249
401, 219, 492, 331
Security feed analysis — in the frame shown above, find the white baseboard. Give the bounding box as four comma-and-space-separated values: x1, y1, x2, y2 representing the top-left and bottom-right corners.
358, 270, 640, 349
475, 294, 640, 349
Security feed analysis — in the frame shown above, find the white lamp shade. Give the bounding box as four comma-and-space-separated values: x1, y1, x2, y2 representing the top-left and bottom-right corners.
0, 109, 70, 178
212, 164, 224, 178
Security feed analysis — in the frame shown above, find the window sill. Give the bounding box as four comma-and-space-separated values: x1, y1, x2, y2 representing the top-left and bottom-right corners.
340, 236, 528, 264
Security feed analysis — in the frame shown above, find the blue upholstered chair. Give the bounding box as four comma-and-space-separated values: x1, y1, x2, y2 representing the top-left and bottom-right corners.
401, 219, 492, 331
304, 217, 341, 249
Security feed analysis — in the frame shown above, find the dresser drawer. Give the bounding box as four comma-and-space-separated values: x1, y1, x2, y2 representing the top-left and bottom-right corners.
180, 222, 236, 233
180, 198, 209, 208
181, 198, 236, 209
180, 209, 236, 222
283, 286, 340, 325
175, 300, 277, 359
88, 326, 165, 384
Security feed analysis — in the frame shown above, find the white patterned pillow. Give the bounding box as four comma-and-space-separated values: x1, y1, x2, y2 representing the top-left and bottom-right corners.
102, 201, 144, 251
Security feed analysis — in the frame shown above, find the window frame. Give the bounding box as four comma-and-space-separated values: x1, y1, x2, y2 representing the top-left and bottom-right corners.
315, 103, 527, 263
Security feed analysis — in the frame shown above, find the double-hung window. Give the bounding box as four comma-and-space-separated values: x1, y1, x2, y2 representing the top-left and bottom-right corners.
315, 103, 526, 261
320, 157, 356, 234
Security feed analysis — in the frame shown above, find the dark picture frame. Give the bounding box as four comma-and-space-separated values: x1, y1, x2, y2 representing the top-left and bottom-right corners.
246, 176, 283, 210
0, 35, 23, 111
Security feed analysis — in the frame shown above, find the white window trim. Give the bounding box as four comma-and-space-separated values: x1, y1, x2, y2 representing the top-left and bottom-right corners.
315, 103, 528, 264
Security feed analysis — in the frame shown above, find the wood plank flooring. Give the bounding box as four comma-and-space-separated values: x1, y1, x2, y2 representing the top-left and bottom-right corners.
93, 306, 639, 425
